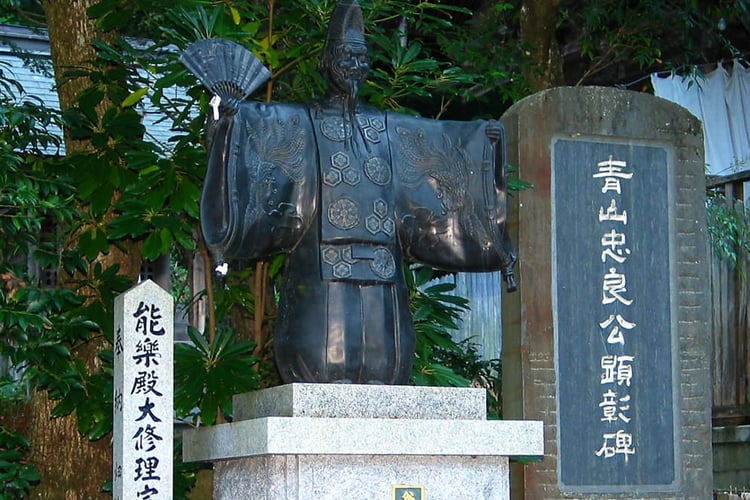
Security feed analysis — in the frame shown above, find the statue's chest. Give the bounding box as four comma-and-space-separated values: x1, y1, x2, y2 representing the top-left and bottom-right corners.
309, 110, 399, 283
312, 112, 395, 245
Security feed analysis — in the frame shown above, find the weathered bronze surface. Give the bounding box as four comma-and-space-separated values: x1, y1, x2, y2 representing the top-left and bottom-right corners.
185, 0, 516, 385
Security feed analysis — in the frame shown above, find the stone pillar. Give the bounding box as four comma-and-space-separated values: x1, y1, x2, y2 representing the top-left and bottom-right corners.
501, 86, 713, 499
114, 279, 174, 500
183, 384, 543, 499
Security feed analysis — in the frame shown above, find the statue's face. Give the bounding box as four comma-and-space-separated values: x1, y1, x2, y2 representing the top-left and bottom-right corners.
327, 42, 369, 97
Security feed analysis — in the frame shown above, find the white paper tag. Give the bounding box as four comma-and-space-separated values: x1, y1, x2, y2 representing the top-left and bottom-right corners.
209, 95, 222, 120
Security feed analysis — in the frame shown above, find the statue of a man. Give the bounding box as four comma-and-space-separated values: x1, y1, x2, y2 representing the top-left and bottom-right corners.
195, 0, 516, 385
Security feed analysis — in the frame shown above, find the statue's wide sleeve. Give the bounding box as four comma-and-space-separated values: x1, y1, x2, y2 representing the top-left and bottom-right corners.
390, 113, 516, 277
201, 102, 318, 261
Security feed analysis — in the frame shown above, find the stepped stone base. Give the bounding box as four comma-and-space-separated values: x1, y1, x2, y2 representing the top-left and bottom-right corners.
183, 384, 543, 500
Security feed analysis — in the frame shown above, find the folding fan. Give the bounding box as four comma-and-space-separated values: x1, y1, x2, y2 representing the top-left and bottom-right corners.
180, 39, 270, 110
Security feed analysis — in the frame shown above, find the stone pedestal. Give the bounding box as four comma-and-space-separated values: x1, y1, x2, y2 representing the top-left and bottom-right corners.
183, 384, 543, 499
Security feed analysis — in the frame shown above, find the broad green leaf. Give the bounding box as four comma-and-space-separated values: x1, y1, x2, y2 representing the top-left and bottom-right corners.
121, 87, 150, 108
141, 231, 165, 260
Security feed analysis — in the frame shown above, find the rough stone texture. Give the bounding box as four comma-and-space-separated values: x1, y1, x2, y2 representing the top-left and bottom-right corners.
183, 416, 543, 461
184, 384, 543, 499
214, 455, 509, 500
500, 86, 713, 499
233, 383, 487, 420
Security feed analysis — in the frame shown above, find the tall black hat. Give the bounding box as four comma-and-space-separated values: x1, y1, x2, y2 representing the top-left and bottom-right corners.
326, 0, 366, 46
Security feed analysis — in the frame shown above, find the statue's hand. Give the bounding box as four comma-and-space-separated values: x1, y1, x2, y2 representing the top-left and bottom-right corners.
485, 120, 503, 143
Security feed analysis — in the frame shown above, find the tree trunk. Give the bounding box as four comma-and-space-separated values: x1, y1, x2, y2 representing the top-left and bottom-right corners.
26, 393, 110, 499
42, 0, 114, 154
25, 2, 141, 498
520, 0, 564, 91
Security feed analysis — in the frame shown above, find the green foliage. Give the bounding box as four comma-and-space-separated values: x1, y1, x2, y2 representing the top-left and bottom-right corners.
707, 191, 750, 271
0, 0, 44, 25
0, 377, 39, 497
58, 34, 205, 261
174, 326, 258, 425
431, 1, 530, 114
0, 420, 40, 498
438, 339, 503, 418
3, 0, 682, 496
0, 62, 79, 496
0, 63, 67, 264
0, 0, 529, 495
84, 0, 517, 115
408, 265, 473, 386
558, 0, 745, 84
507, 163, 534, 193
406, 265, 503, 415
171, 436, 205, 499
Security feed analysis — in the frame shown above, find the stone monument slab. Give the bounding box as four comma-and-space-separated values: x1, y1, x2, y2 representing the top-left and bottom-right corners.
501, 86, 713, 499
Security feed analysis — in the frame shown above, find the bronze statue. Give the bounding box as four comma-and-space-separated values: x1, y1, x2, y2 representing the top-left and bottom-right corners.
182, 0, 516, 385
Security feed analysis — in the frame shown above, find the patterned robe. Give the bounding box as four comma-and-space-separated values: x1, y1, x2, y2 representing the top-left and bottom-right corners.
201, 100, 515, 384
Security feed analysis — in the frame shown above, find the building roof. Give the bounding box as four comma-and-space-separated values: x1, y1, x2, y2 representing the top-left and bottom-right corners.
0, 23, 181, 155
1, 24, 60, 127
